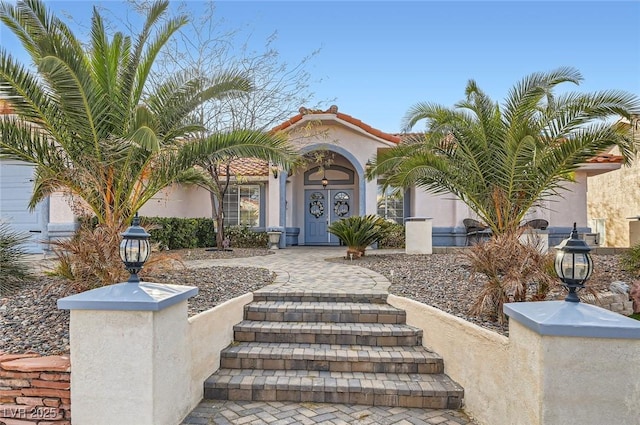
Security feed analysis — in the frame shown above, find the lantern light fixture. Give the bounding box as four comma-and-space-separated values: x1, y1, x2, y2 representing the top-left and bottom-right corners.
119, 213, 151, 284
554, 222, 593, 302
321, 171, 328, 188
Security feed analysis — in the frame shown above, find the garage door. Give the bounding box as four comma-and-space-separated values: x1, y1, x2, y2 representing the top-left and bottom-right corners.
0, 159, 46, 253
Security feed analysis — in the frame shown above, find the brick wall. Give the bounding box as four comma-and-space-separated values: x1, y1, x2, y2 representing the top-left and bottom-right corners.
0, 353, 70, 424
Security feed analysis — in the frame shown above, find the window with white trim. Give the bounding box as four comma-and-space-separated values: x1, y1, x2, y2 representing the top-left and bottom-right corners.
223, 185, 261, 227
377, 185, 404, 224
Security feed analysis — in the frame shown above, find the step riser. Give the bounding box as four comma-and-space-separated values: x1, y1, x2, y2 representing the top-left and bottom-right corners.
234, 332, 422, 346
244, 310, 406, 324
204, 387, 461, 409
252, 294, 388, 304
220, 357, 443, 374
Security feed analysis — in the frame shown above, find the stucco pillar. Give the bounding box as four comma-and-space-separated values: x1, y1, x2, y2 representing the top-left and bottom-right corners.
58, 282, 198, 425
504, 301, 640, 425
405, 217, 433, 254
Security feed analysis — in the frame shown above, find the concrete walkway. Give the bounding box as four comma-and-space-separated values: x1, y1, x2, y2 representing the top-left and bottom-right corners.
182, 246, 478, 425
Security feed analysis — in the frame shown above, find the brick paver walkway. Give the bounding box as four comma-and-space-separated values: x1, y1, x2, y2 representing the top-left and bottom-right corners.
180, 247, 479, 425
182, 400, 475, 425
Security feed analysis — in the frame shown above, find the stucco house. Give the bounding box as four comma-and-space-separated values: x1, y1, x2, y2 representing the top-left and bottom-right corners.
0, 104, 625, 253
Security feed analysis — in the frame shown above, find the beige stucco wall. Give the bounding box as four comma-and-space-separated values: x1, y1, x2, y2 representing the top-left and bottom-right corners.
411, 172, 589, 231
140, 184, 213, 218
588, 149, 640, 247
69, 292, 251, 425
389, 295, 640, 425
70, 302, 192, 425
512, 320, 640, 425
187, 293, 252, 408
387, 295, 512, 425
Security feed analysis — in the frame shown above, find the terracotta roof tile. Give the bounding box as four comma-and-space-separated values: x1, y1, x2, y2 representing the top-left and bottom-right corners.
220, 158, 269, 177
272, 105, 401, 144
0, 99, 13, 114
586, 154, 624, 164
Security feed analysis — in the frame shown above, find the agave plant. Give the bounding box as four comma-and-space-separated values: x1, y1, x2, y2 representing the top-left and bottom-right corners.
328, 215, 390, 258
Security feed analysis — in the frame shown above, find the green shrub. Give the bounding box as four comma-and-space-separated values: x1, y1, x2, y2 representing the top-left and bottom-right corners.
621, 243, 640, 276
77, 216, 268, 250
226, 226, 269, 248
328, 215, 390, 257
378, 222, 405, 248
0, 222, 32, 295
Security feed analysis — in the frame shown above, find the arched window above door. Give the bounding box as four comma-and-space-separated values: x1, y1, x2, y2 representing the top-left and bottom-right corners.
304, 165, 354, 186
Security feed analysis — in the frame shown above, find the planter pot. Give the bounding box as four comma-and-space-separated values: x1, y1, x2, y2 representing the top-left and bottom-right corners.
267, 231, 282, 250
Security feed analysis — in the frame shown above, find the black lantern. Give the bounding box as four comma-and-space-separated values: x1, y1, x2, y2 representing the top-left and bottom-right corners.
321, 171, 328, 188
554, 222, 593, 302
119, 213, 151, 284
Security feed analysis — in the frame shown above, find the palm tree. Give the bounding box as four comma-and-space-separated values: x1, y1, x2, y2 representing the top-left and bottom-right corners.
368, 67, 639, 235
0, 0, 263, 230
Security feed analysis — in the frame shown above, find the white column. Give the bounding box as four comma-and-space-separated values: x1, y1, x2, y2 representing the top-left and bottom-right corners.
267, 165, 281, 229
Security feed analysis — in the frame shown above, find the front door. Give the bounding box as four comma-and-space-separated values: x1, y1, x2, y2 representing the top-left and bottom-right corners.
304, 189, 353, 245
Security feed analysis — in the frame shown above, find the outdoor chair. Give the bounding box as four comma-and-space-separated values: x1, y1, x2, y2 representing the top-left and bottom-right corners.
520, 219, 549, 230
463, 218, 491, 246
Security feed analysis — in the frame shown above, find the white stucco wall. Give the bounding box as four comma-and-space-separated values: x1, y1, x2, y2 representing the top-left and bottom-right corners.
389, 295, 640, 425
511, 320, 640, 425
48, 192, 75, 223
548, 172, 589, 228
70, 302, 192, 425
387, 295, 512, 425
411, 171, 589, 231
140, 184, 212, 218
187, 293, 252, 410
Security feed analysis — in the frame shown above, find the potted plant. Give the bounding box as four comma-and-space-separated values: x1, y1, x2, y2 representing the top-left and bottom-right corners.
328, 215, 390, 258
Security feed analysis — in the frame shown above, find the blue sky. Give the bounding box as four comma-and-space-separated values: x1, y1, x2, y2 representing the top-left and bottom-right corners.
2, 1, 639, 133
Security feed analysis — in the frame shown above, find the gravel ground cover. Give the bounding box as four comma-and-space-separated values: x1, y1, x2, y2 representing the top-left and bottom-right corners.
0, 248, 274, 356
0, 248, 635, 356
329, 251, 637, 335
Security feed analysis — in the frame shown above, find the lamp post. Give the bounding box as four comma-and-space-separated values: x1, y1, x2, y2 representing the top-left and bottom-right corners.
119, 213, 151, 284
554, 222, 593, 302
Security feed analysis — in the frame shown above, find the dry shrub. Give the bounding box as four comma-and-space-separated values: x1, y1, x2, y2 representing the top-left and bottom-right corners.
49, 222, 183, 293
465, 230, 557, 323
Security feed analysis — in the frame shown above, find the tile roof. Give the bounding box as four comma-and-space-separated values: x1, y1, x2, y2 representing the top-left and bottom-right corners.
586, 154, 624, 164
221, 158, 269, 177
272, 105, 401, 144
0, 99, 13, 114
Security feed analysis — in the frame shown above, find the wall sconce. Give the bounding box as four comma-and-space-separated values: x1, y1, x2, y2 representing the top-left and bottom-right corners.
366, 159, 373, 173
270, 165, 279, 179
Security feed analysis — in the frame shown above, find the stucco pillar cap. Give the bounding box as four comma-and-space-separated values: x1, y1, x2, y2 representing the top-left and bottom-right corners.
57, 282, 198, 311
405, 217, 433, 222
504, 301, 640, 339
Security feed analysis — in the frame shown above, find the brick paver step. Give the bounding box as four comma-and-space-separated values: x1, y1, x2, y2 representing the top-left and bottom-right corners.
244, 301, 407, 323
252, 290, 388, 304
204, 369, 464, 409
220, 342, 444, 374
233, 321, 422, 346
